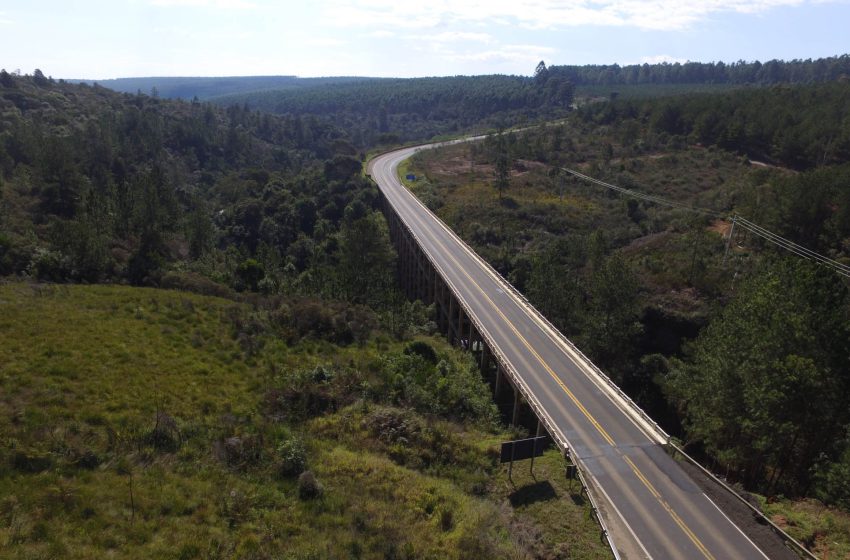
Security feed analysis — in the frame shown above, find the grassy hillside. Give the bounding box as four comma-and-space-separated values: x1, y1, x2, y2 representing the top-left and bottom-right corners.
0, 283, 611, 559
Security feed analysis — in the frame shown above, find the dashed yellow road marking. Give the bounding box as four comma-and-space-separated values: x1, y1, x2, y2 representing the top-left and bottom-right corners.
382, 166, 716, 560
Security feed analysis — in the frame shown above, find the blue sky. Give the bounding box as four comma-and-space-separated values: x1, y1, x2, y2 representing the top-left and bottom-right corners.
1, 0, 849, 79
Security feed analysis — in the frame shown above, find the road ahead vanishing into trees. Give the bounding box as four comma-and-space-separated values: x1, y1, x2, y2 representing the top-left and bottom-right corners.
368, 141, 770, 560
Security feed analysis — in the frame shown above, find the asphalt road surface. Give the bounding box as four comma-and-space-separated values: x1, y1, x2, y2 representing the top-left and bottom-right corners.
368, 142, 771, 560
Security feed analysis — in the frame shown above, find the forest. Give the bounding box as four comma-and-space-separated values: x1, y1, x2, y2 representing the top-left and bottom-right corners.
207, 55, 850, 150
76, 55, 850, 155
214, 74, 575, 149
79, 75, 378, 102
548, 54, 850, 86
0, 68, 395, 306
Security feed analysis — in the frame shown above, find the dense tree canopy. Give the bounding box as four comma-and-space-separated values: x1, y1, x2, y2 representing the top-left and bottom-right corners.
668, 259, 850, 495
550, 55, 850, 86
214, 74, 574, 148
580, 82, 850, 170
0, 70, 398, 309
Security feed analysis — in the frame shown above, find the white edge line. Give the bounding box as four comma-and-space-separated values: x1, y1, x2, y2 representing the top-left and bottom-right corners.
374, 139, 782, 560
388, 142, 812, 560
703, 494, 771, 560
387, 142, 669, 445
379, 149, 649, 560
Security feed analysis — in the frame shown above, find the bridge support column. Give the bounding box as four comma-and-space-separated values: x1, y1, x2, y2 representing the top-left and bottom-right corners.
457, 303, 465, 349
419, 254, 427, 301
406, 236, 415, 299
415, 252, 422, 300
440, 281, 449, 334
447, 295, 455, 343
512, 390, 521, 426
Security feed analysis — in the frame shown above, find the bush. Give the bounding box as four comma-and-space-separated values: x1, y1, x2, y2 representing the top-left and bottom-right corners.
73, 449, 101, 470
234, 258, 265, 292
264, 366, 346, 421
404, 340, 438, 364
276, 436, 307, 477
147, 412, 181, 452
219, 435, 264, 470
30, 248, 73, 281
288, 298, 376, 345
817, 448, 850, 510
297, 470, 323, 499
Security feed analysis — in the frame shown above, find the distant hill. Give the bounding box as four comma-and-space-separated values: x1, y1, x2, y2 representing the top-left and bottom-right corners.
74, 75, 380, 100
549, 54, 850, 86
213, 74, 575, 147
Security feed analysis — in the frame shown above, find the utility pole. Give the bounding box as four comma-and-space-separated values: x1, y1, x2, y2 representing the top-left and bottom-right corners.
723, 215, 737, 266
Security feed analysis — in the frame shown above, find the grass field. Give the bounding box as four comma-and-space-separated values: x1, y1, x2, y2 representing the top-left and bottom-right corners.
0, 283, 612, 559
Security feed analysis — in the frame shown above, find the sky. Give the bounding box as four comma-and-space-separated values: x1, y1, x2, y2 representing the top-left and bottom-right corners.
1, 0, 849, 79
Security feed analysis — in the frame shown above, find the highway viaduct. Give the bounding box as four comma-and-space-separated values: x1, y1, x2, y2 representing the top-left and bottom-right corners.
367, 140, 801, 560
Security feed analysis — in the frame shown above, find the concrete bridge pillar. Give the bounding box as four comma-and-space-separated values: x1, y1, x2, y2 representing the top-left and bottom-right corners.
447, 295, 455, 343
457, 303, 465, 349
512, 390, 521, 426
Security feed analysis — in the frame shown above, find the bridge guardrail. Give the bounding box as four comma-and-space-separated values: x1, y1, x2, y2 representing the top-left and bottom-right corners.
668, 445, 817, 560
388, 201, 623, 560
373, 139, 822, 560
393, 148, 671, 446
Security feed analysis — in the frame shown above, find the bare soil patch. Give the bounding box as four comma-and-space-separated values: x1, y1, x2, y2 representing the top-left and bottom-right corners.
708, 219, 732, 238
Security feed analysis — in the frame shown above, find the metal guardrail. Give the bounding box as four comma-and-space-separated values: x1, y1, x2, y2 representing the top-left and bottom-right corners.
373, 138, 823, 560
385, 195, 622, 560
668, 444, 818, 560
396, 157, 671, 446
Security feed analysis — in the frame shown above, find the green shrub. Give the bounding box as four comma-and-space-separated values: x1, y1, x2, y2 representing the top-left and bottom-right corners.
297, 470, 323, 500
276, 436, 307, 477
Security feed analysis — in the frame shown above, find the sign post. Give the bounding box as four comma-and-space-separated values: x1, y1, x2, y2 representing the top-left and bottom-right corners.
500, 436, 548, 480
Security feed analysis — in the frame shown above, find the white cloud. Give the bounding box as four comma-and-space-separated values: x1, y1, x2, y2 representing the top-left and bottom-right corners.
0, 11, 11, 25
152, 25, 253, 42
639, 54, 689, 64
149, 0, 257, 9
303, 36, 348, 48
367, 30, 396, 38
425, 31, 494, 43
448, 44, 557, 65
320, 0, 816, 32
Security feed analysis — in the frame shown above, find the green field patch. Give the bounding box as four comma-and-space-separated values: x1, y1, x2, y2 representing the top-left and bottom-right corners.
0, 283, 612, 558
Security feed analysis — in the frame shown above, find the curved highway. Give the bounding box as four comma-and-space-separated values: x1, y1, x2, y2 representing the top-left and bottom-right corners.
367, 142, 770, 560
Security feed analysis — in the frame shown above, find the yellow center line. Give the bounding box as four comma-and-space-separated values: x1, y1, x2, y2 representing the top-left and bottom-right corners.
385, 172, 716, 560
623, 456, 716, 560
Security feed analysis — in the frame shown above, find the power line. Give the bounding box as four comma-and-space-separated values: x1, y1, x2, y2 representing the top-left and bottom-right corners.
560, 166, 850, 278
734, 216, 850, 277
560, 166, 721, 217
